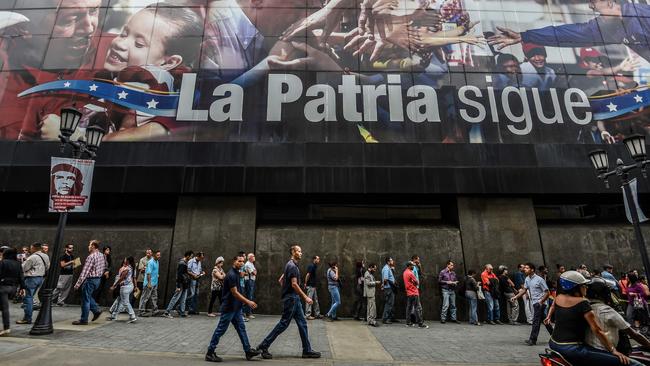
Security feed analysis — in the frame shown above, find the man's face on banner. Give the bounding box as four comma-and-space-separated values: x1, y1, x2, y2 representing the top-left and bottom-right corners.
53, 171, 77, 195
48, 0, 101, 65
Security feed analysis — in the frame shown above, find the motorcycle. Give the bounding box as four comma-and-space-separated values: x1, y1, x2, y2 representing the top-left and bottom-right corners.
539, 347, 650, 366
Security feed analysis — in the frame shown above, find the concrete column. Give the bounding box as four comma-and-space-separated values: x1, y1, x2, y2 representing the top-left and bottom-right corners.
163, 196, 257, 311
457, 197, 544, 273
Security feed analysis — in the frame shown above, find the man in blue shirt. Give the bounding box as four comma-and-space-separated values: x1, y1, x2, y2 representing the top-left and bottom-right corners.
138, 250, 160, 316
511, 263, 553, 346
489, 0, 650, 63
257, 245, 321, 359
601, 264, 620, 291
205, 254, 260, 362
381, 257, 399, 324
186, 252, 205, 315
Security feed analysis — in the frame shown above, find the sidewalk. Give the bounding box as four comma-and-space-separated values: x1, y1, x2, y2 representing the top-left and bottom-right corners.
0, 304, 549, 365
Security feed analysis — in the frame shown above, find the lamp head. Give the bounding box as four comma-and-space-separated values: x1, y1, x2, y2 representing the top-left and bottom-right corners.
588, 149, 609, 174
84, 125, 105, 153
623, 134, 647, 163
59, 108, 82, 139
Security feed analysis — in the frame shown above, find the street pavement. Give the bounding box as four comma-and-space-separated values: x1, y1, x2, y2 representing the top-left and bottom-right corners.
0, 303, 550, 365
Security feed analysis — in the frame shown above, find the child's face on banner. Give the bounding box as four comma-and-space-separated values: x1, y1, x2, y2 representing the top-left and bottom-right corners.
104, 10, 175, 72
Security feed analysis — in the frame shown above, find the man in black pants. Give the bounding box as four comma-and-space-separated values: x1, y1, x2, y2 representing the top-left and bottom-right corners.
510, 262, 553, 345
257, 245, 321, 359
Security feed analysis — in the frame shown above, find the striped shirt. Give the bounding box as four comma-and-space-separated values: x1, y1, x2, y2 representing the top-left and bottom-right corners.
75, 251, 106, 287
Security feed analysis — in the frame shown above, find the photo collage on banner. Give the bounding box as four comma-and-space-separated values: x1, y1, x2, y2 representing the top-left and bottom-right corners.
1, 0, 650, 144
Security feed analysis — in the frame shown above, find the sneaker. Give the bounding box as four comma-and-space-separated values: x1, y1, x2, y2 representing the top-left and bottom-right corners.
248, 315, 256, 319
56, 303, 65, 307
245, 348, 261, 360
163, 312, 174, 319
92, 311, 102, 322
205, 352, 223, 362
405, 323, 414, 327
524, 340, 536, 346
324, 316, 333, 322
440, 319, 446, 324
418, 324, 429, 329
243, 317, 249, 322
307, 316, 316, 320
0, 329, 10, 336
382, 320, 392, 324
487, 321, 496, 325
452, 320, 461, 324
258, 347, 272, 359
71, 320, 88, 325
368, 322, 378, 327
315, 315, 324, 319
128, 318, 137, 324
207, 313, 218, 317
302, 351, 321, 359
494, 320, 503, 325
15, 319, 31, 325
105, 316, 115, 321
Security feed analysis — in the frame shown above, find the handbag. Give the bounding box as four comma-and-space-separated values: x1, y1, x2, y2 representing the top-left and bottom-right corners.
633, 296, 644, 310
133, 286, 141, 299
477, 285, 486, 300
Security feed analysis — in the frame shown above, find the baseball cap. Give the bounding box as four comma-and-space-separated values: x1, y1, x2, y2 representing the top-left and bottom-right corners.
559, 270, 591, 291
522, 42, 547, 58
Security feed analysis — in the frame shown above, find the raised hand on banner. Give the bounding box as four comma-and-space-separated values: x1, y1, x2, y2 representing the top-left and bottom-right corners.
487, 26, 522, 49
281, 0, 355, 47
267, 42, 343, 71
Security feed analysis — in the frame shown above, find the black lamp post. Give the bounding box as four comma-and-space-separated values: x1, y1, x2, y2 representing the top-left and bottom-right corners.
588, 134, 650, 278
30, 108, 105, 335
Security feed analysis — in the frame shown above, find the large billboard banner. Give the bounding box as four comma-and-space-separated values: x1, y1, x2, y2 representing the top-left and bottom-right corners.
1, 0, 650, 144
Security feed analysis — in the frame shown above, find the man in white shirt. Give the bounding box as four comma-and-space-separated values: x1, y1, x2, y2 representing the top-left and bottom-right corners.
243, 253, 257, 319
17, 243, 50, 324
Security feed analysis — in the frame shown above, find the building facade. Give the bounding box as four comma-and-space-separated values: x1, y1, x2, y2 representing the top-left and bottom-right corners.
1, 0, 649, 318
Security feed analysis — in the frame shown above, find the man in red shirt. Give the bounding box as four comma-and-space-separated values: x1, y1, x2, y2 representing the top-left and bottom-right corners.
481, 264, 502, 325
403, 261, 428, 329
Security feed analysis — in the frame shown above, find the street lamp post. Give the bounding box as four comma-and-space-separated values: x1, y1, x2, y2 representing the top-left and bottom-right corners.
30, 108, 105, 335
588, 134, 650, 278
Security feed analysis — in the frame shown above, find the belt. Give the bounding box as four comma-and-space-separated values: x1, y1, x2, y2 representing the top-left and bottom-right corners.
550, 338, 583, 345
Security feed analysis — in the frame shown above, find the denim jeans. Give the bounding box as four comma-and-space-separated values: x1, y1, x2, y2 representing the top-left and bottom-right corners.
166, 287, 188, 315
465, 291, 478, 324
382, 287, 395, 321
326, 285, 341, 319
80, 277, 101, 323
207, 308, 251, 354
111, 283, 136, 319
243, 280, 256, 315
550, 340, 644, 366
441, 288, 457, 321
22, 276, 43, 322
484, 292, 500, 321
187, 280, 198, 313
259, 294, 312, 353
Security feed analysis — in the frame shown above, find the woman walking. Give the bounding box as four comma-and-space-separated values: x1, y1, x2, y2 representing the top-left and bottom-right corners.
107, 256, 137, 323
465, 270, 481, 326
0, 248, 24, 336
207, 256, 226, 317
326, 261, 341, 321
626, 272, 649, 330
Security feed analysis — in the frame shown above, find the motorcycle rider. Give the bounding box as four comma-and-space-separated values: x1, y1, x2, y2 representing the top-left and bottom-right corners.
585, 278, 650, 357
544, 271, 635, 366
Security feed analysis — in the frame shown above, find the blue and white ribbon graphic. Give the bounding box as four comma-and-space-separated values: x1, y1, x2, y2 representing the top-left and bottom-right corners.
590, 87, 650, 120
18, 79, 179, 117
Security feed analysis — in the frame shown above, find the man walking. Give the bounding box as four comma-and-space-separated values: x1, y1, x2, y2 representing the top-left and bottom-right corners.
187, 251, 205, 315
481, 264, 502, 325
257, 245, 321, 359
243, 253, 257, 319
404, 261, 428, 328
601, 264, 619, 292
381, 257, 398, 324
164, 250, 193, 318
136, 249, 153, 296
139, 250, 161, 316
16, 243, 50, 325
52, 243, 76, 307
438, 260, 460, 324
364, 263, 381, 327
205, 254, 261, 362
72, 240, 105, 325
511, 262, 553, 346
304, 255, 322, 320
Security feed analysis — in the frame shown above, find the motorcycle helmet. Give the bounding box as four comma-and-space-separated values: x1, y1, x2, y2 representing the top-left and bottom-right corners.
559, 270, 590, 292
587, 277, 612, 304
